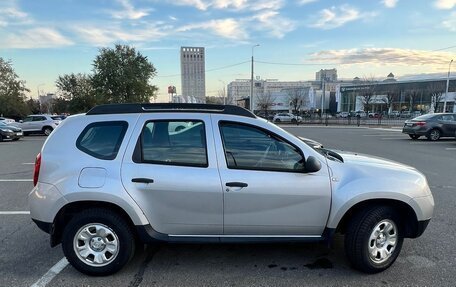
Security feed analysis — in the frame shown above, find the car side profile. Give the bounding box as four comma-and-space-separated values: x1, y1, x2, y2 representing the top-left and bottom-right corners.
402, 113, 456, 141
29, 104, 434, 276
12, 114, 62, 136
0, 122, 23, 141
273, 112, 302, 123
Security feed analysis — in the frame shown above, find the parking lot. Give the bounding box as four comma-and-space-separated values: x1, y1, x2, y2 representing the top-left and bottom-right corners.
1, 127, 455, 287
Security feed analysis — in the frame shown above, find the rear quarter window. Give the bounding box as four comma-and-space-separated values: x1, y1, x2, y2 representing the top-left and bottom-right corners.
76, 121, 128, 160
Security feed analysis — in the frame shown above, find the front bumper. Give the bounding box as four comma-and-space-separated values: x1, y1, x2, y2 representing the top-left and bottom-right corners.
0, 131, 23, 140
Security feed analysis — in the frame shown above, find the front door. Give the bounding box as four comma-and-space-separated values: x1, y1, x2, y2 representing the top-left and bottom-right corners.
121, 114, 223, 236
212, 118, 332, 236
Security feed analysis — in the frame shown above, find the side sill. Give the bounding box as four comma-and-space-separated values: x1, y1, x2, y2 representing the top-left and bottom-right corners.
135, 225, 325, 244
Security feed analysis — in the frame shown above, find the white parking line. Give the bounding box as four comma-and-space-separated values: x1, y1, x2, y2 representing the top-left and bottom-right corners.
0, 179, 32, 182
22, 163, 35, 165
0, 211, 30, 215
381, 138, 403, 140
445, 148, 456, 150
30, 257, 68, 287
409, 142, 451, 145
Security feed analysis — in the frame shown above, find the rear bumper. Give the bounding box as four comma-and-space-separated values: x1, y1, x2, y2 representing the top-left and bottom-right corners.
402, 127, 429, 135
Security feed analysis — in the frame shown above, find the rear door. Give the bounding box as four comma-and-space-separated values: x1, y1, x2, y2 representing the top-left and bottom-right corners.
121, 114, 224, 236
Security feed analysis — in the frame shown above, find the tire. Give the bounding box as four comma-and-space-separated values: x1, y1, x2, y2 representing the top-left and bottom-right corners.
426, 129, 440, 141
62, 208, 136, 276
12, 138, 19, 141
0, 134, 3, 142
344, 206, 404, 273
43, 127, 53, 136
408, 135, 420, 140
275, 119, 281, 123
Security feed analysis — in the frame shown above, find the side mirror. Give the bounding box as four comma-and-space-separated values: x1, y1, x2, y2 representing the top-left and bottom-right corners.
19, 120, 23, 123
305, 156, 321, 173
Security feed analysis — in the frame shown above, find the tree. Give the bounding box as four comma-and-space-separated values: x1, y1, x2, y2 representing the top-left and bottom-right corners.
56, 73, 97, 113
360, 76, 377, 113
382, 84, 400, 114
255, 91, 275, 118
286, 88, 307, 115
0, 58, 30, 119
205, 96, 224, 104
427, 82, 446, 113
26, 98, 41, 114
405, 86, 420, 112
92, 45, 158, 104
52, 97, 70, 114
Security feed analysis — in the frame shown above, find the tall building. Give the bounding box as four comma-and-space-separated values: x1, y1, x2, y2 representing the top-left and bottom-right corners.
316, 68, 338, 82
180, 47, 205, 102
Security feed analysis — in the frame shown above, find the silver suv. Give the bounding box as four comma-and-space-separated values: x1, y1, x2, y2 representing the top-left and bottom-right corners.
12, 114, 62, 136
29, 104, 434, 276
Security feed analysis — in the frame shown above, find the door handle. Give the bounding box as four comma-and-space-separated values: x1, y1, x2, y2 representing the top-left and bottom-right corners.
131, 178, 154, 184
225, 182, 248, 188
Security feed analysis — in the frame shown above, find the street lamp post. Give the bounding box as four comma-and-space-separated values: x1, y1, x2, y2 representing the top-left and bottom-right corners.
444, 59, 453, 113
250, 44, 260, 111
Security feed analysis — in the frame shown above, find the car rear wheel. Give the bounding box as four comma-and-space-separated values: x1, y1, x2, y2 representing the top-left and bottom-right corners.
408, 135, 420, 140
43, 127, 53, 136
344, 206, 403, 273
275, 119, 281, 123
427, 129, 441, 141
62, 208, 136, 276
291, 118, 297, 124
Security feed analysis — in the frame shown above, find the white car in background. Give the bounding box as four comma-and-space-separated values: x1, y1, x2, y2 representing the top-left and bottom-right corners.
12, 114, 62, 136
0, 117, 15, 124
273, 113, 302, 123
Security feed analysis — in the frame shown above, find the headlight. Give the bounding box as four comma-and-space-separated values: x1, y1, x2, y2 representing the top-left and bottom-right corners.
0, 129, 13, 133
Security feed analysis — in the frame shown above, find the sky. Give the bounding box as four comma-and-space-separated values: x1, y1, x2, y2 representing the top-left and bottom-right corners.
1, 0, 456, 102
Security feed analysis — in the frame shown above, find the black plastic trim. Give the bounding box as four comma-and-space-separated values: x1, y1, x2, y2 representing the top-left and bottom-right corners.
410, 219, 431, 238
87, 103, 256, 118
135, 225, 325, 244
32, 219, 52, 234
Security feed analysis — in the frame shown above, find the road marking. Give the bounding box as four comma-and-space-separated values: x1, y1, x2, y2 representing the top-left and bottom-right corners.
363, 134, 403, 137
381, 138, 404, 140
0, 179, 32, 182
0, 211, 30, 215
30, 257, 68, 287
445, 148, 456, 150
22, 163, 35, 165
409, 141, 451, 145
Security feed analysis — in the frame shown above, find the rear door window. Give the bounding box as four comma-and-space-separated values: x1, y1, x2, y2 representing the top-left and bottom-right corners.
139, 120, 207, 167
76, 121, 128, 160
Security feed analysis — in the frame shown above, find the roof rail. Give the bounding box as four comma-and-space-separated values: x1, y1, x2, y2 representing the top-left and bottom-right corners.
86, 103, 256, 118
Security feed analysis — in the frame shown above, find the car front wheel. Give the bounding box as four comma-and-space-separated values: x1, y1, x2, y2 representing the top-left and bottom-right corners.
62, 208, 136, 276
344, 206, 403, 273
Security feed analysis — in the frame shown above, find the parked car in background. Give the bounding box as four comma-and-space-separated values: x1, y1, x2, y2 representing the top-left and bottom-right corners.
0, 117, 15, 124
337, 112, 349, 118
0, 121, 23, 141
389, 111, 400, 117
11, 115, 62, 136
368, 112, 380, 118
402, 113, 456, 140
273, 112, 302, 123
352, 111, 367, 118
400, 111, 411, 118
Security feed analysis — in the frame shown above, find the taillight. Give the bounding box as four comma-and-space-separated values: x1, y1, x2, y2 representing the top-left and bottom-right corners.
33, 153, 41, 186
415, 122, 426, 126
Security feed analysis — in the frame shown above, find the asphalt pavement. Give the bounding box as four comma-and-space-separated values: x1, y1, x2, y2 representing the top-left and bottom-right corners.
0, 128, 455, 287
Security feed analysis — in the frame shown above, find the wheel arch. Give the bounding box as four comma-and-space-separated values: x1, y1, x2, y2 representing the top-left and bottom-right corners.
333, 199, 420, 238
51, 200, 137, 247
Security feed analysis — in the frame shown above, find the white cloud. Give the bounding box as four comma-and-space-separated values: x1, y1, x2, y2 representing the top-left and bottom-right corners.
434, 0, 456, 9
109, 0, 151, 19
74, 25, 166, 46
177, 18, 248, 40
1, 28, 73, 49
442, 12, 456, 31
0, 2, 30, 26
172, 0, 210, 10
381, 0, 398, 8
298, 0, 318, 5
309, 48, 456, 66
170, 0, 284, 11
310, 5, 374, 29
251, 11, 296, 38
